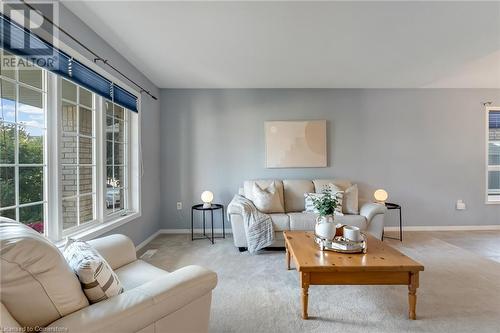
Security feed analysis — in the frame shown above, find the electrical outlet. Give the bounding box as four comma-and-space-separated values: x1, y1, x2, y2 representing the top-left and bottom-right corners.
176, 202, 182, 210
456, 200, 466, 210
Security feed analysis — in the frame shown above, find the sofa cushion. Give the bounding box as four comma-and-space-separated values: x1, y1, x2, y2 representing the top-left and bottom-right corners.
115, 260, 168, 290
0, 218, 89, 328
269, 214, 290, 231
283, 180, 314, 212
288, 212, 317, 230
343, 184, 359, 214
244, 180, 285, 213
64, 239, 124, 304
288, 212, 367, 231
252, 182, 284, 213
313, 179, 352, 192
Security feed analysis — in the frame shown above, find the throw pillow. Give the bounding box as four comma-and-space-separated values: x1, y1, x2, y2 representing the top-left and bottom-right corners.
252, 181, 284, 213
341, 184, 359, 214
63, 239, 124, 304
304, 191, 344, 216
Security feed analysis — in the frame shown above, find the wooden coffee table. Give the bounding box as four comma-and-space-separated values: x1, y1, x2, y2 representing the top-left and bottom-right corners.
284, 231, 424, 320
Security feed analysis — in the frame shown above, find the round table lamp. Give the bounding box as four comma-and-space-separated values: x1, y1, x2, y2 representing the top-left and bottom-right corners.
201, 191, 214, 208
374, 189, 388, 204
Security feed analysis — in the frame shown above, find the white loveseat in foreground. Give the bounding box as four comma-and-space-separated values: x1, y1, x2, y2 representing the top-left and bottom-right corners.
0, 218, 218, 333
228, 179, 387, 250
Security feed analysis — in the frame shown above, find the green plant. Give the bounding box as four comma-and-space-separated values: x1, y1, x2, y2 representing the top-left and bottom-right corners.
311, 187, 340, 217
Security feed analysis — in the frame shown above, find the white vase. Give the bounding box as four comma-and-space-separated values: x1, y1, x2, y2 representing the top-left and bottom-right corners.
314, 215, 336, 240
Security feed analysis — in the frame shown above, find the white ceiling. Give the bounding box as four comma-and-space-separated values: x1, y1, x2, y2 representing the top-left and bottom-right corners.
62, 1, 500, 89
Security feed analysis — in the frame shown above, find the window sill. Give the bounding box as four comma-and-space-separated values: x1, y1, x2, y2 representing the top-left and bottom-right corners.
55, 211, 141, 247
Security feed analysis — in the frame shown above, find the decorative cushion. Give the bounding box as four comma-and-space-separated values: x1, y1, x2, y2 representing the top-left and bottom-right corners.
252, 181, 284, 213
243, 180, 285, 212
313, 179, 352, 192
63, 239, 124, 304
342, 184, 359, 214
0, 218, 89, 328
283, 180, 314, 212
304, 189, 344, 216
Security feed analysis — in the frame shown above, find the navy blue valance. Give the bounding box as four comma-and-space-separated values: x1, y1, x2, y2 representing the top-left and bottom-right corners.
490, 111, 500, 129
0, 13, 138, 112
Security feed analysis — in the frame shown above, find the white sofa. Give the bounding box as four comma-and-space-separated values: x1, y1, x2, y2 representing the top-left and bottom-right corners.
228, 179, 387, 250
0, 218, 218, 333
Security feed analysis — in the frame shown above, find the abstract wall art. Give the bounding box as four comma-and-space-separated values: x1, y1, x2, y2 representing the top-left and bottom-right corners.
265, 120, 327, 168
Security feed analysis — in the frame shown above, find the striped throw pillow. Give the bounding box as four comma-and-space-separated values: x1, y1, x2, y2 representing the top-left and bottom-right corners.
63, 239, 124, 304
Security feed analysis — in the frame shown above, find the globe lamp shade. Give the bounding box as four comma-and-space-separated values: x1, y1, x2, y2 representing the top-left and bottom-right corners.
201, 191, 214, 208
374, 189, 388, 203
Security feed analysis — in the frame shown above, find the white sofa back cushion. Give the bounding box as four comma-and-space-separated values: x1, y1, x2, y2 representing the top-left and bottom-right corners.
283, 180, 314, 212
243, 180, 285, 213
0, 218, 89, 328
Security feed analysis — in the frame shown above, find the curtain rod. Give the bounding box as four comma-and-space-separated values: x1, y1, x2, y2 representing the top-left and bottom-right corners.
19, 0, 157, 101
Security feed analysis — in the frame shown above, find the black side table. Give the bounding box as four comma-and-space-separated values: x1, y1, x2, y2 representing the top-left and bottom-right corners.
383, 202, 403, 241
191, 204, 225, 244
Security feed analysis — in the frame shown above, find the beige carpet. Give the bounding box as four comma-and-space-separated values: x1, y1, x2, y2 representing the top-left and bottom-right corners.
140, 233, 500, 333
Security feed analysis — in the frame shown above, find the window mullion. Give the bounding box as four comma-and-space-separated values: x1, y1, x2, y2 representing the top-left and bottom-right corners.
14, 75, 19, 222
46, 73, 61, 241
96, 96, 105, 223
76, 87, 80, 226
125, 111, 130, 212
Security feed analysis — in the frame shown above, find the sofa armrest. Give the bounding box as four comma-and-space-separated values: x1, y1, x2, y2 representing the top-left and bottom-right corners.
227, 202, 243, 216
359, 202, 387, 224
47, 265, 217, 333
88, 234, 137, 270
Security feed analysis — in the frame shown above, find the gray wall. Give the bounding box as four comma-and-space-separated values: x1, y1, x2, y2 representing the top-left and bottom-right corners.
58, 5, 162, 245
160, 89, 500, 229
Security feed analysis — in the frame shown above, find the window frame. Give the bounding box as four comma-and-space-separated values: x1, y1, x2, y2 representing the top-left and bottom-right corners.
486, 106, 500, 205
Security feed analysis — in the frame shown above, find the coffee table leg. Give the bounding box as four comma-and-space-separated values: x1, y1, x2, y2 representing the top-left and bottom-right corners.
301, 273, 309, 319
408, 272, 418, 320
286, 247, 291, 270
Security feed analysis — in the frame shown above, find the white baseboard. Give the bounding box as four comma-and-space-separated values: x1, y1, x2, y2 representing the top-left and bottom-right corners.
384, 225, 500, 232
135, 228, 232, 250
135, 230, 162, 251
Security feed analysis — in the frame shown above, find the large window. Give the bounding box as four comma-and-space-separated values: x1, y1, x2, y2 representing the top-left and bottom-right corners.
487, 107, 500, 203
0, 51, 47, 232
0, 51, 140, 240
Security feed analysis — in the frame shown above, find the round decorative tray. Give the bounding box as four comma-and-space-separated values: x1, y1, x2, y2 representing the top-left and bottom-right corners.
314, 233, 367, 254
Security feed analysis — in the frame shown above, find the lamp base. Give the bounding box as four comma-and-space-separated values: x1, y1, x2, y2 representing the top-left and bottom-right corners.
203, 202, 212, 209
